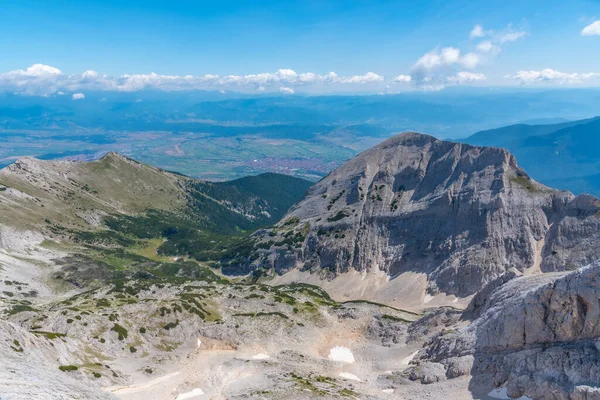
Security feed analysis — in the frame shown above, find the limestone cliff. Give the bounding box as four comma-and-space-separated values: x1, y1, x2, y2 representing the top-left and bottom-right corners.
254, 132, 600, 297
411, 261, 600, 399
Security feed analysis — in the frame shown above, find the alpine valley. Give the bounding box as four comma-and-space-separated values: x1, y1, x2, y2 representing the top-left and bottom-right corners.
2, 132, 600, 400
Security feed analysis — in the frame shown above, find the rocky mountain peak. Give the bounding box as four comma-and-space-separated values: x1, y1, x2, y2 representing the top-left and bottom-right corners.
99, 151, 139, 164
252, 132, 600, 303
7, 156, 62, 174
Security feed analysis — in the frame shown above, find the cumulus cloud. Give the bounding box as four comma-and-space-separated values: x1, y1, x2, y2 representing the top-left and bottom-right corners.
507, 69, 600, 84
0, 64, 387, 95
410, 47, 481, 87
414, 47, 459, 70
460, 53, 481, 69
446, 71, 486, 84
72, 93, 85, 100
412, 47, 479, 73
582, 20, 600, 36
0, 63, 65, 95
24, 64, 62, 76
279, 86, 295, 94
339, 72, 384, 84
407, 23, 527, 89
393, 75, 412, 83
470, 24, 485, 38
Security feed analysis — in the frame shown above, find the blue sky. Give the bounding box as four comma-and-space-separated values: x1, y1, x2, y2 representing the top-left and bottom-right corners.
1, 0, 600, 94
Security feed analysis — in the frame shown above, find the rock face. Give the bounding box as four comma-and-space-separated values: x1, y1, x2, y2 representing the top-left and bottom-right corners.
0, 320, 116, 400
255, 132, 600, 297
411, 261, 600, 400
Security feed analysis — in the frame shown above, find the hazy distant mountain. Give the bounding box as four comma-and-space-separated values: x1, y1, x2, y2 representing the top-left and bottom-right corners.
3, 89, 600, 137
4, 89, 600, 181
462, 117, 600, 196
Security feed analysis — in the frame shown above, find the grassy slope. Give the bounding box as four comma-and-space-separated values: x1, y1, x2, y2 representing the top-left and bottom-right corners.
0, 152, 186, 230
0, 154, 313, 283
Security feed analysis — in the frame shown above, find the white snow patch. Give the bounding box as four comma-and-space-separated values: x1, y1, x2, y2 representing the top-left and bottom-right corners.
382, 388, 395, 394
176, 388, 205, 399
338, 372, 361, 382
196, 338, 202, 349
401, 350, 419, 366
252, 353, 270, 360
328, 346, 355, 363
488, 387, 532, 400
424, 294, 434, 303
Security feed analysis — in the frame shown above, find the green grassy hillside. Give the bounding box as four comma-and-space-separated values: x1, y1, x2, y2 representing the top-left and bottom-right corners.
0, 154, 312, 288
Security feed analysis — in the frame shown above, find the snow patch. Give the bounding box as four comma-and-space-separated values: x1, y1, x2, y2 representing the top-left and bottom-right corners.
382, 388, 395, 394
176, 388, 205, 399
338, 372, 361, 382
328, 346, 355, 363
252, 353, 270, 360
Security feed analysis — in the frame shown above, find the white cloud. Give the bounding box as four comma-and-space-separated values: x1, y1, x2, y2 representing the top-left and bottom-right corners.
498, 31, 527, 43
475, 40, 502, 56
470, 24, 485, 38
413, 47, 461, 71
407, 23, 527, 90
476, 41, 492, 52
72, 93, 85, 100
507, 68, 600, 84
496, 25, 528, 43
279, 86, 295, 94
25, 64, 62, 76
460, 53, 481, 68
0, 63, 64, 95
393, 75, 412, 83
339, 72, 384, 84
410, 47, 481, 87
0, 64, 386, 95
81, 70, 98, 78
582, 20, 600, 36
446, 71, 486, 84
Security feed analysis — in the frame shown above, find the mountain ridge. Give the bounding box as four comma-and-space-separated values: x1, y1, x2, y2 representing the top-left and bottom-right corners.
248, 132, 600, 306
462, 116, 600, 196
3, 133, 600, 399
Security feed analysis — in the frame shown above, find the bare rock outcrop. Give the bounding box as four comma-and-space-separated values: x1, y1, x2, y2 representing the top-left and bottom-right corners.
412, 261, 600, 399
254, 132, 600, 298
0, 320, 116, 400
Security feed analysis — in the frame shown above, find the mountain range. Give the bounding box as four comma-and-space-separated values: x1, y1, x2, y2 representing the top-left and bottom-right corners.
462, 116, 600, 196
1, 133, 600, 399
3, 89, 600, 181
